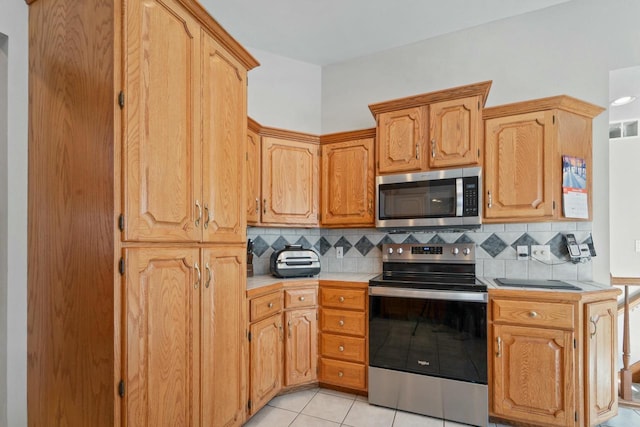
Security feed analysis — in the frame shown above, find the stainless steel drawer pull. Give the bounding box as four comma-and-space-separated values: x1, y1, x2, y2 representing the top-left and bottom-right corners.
529, 311, 538, 318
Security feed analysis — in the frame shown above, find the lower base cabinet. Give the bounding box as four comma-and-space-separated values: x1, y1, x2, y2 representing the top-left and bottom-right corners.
489, 289, 619, 427
249, 313, 283, 414
125, 246, 246, 427
285, 308, 318, 387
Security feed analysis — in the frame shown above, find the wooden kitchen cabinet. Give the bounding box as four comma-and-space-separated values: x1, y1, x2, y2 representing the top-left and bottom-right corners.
489, 288, 620, 427
247, 119, 262, 225
429, 96, 482, 168
261, 135, 320, 226
320, 129, 376, 227
249, 312, 283, 415
285, 308, 318, 387
483, 96, 604, 222
369, 81, 491, 175
27, 0, 257, 424
318, 282, 368, 391
125, 1, 248, 243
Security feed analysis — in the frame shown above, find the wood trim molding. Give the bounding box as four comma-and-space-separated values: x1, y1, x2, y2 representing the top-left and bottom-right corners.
259, 126, 320, 144
483, 95, 605, 120
612, 277, 640, 286
248, 117, 262, 133
320, 128, 376, 144
368, 80, 492, 116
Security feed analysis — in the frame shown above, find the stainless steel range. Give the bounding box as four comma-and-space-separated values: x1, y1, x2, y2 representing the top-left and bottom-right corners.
368, 243, 487, 427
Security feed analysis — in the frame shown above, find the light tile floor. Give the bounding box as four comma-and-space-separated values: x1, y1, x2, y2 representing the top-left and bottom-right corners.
243, 387, 640, 427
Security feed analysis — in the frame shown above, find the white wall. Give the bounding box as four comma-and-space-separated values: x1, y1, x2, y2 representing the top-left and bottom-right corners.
319, 0, 640, 285
0, 0, 28, 425
0, 32, 8, 426
247, 48, 322, 134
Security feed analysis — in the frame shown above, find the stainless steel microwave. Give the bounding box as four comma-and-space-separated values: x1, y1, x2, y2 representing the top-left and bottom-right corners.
376, 166, 482, 230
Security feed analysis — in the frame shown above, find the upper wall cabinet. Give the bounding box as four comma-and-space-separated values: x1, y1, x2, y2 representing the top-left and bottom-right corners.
369, 81, 492, 175
261, 132, 320, 226
483, 96, 604, 222
320, 130, 376, 228
247, 119, 262, 225
125, 0, 249, 243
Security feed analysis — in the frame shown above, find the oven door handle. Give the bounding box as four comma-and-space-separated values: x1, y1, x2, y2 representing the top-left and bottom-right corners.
369, 286, 487, 303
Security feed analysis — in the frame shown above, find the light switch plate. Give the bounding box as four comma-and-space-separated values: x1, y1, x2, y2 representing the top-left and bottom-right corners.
531, 245, 551, 261
336, 247, 344, 258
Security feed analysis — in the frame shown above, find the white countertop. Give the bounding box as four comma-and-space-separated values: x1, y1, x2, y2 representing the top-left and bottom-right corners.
478, 277, 612, 292
246, 272, 378, 291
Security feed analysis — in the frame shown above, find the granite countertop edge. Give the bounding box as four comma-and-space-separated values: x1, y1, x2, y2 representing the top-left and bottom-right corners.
246, 272, 378, 291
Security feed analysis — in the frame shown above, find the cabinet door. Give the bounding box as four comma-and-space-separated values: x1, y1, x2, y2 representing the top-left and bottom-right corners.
585, 300, 618, 426
261, 137, 319, 225
246, 128, 261, 225
484, 111, 555, 220
201, 247, 246, 427
201, 32, 247, 243
429, 96, 481, 168
377, 106, 427, 174
321, 138, 375, 227
285, 308, 318, 387
124, 0, 202, 242
250, 313, 283, 414
492, 324, 574, 427
125, 248, 200, 427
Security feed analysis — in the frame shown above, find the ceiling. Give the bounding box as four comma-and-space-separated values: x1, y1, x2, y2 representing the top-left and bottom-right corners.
203, 0, 570, 65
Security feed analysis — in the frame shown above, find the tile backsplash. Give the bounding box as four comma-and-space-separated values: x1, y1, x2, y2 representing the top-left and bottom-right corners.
248, 222, 595, 281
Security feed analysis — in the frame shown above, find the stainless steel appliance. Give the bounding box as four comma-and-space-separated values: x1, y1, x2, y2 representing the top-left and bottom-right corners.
368, 243, 488, 427
376, 166, 482, 230
269, 245, 321, 278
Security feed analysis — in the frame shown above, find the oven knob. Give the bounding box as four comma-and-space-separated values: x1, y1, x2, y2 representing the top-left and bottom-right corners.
463, 248, 471, 255
387, 248, 394, 254
397, 248, 404, 254
452, 247, 459, 255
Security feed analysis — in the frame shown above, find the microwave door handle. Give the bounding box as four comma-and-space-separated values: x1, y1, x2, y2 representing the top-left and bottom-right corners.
456, 177, 463, 217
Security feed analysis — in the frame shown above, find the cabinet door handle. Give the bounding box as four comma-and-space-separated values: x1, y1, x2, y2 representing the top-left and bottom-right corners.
590, 315, 600, 339
487, 191, 492, 209
263, 199, 267, 215
528, 311, 538, 318
299, 296, 305, 301
416, 144, 420, 160
204, 204, 210, 229
339, 296, 345, 303
204, 263, 212, 288
368, 199, 373, 214
255, 198, 260, 214
431, 139, 436, 158
195, 200, 202, 227
268, 302, 274, 308
338, 345, 344, 352
338, 319, 345, 326
278, 323, 283, 341
496, 336, 502, 358
338, 371, 344, 378
288, 320, 292, 338
194, 262, 201, 289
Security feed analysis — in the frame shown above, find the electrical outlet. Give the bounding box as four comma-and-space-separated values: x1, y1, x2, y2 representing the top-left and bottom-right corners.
531, 245, 551, 261
516, 245, 529, 260
336, 247, 344, 259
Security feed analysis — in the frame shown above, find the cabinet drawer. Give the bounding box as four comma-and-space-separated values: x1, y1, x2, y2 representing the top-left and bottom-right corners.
320, 333, 365, 363
320, 287, 366, 310
284, 287, 317, 309
250, 292, 283, 322
320, 309, 366, 336
319, 358, 366, 390
492, 299, 574, 329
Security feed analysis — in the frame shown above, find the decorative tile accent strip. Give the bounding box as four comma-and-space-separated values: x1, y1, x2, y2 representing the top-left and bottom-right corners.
355, 236, 375, 256
511, 233, 538, 250
334, 236, 353, 254
251, 236, 270, 257
428, 235, 446, 244
481, 233, 508, 258
403, 235, 420, 244
314, 237, 332, 255
548, 232, 568, 259
455, 234, 475, 244
377, 235, 395, 250
294, 236, 313, 249
271, 236, 289, 251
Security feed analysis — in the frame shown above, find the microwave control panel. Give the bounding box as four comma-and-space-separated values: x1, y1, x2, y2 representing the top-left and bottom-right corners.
462, 177, 479, 216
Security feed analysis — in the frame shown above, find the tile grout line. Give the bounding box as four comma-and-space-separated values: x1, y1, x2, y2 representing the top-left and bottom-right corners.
287, 388, 320, 426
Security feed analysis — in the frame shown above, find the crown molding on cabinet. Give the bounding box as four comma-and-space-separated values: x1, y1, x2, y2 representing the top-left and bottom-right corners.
483, 95, 605, 119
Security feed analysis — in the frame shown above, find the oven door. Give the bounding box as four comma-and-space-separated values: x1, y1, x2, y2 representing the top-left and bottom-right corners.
369, 286, 487, 384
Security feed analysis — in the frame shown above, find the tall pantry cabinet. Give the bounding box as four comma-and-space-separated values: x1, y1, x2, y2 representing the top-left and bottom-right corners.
26, 0, 258, 426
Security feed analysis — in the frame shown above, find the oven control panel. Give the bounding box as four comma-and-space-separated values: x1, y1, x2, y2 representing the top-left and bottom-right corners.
382, 243, 475, 264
